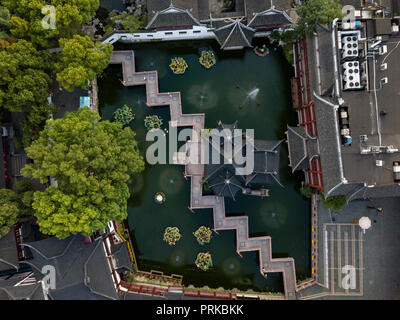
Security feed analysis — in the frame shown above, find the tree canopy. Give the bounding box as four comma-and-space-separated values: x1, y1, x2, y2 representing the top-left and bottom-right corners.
296, 0, 344, 36
55, 35, 113, 91
0, 5, 11, 41
0, 189, 20, 238
322, 195, 347, 211
21, 108, 145, 238
3, 0, 100, 48
0, 39, 51, 112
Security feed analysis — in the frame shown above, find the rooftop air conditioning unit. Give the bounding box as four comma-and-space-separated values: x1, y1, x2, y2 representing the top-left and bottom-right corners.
386, 146, 398, 153
341, 34, 359, 60
380, 63, 387, 71
379, 45, 387, 55
380, 77, 388, 85
360, 134, 368, 142
371, 146, 381, 153
376, 160, 383, 167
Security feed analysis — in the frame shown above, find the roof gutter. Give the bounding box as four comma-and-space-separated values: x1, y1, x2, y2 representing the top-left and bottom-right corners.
331, 18, 341, 99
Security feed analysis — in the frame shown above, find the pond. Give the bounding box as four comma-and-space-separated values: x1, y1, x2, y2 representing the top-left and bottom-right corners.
98, 39, 310, 293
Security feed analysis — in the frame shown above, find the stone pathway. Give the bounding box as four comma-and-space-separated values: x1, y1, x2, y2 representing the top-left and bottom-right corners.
110, 51, 297, 299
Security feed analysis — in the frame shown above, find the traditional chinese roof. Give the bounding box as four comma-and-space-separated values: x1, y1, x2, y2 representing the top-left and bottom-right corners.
0, 278, 45, 300
247, 7, 294, 29
214, 20, 255, 50
147, 0, 210, 22
204, 121, 282, 199
245, 139, 283, 187
286, 125, 308, 173
208, 169, 244, 200
111, 242, 133, 272
146, 5, 201, 29
21, 235, 120, 300
0, 229, 19, 272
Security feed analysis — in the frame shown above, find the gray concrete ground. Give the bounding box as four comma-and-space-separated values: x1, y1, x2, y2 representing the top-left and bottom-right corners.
299, 196, 400, 300
51, 79, 88, 120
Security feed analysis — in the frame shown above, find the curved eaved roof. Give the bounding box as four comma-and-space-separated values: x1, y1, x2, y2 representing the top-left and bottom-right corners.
146, 5, 201, 29
248, 8, 294, 29
204, 121, 283, 199
214, 20, 255, 50
286, 125, 308, 173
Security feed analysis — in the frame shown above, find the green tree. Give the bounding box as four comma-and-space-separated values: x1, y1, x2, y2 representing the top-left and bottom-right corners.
15, 179, 33, 193
0, 5, 11, 40
0, 189, 20, 238
110, 12, 147, 32
0, 39, 51, 112
55, 35, 113, 91
20, 103, 57, 148
296, 0, 344, 36
300, 185, 314, 198
321, 195, 347, 211
3, 0, 100, 48
21, 108, 145, 238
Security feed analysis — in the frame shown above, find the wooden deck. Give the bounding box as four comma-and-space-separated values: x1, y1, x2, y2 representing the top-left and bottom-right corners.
110, 51, 298, 299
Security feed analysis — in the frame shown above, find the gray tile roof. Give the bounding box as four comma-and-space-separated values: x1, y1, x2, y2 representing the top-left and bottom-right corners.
214, 20, 255, 50
147, 0, 210, 21
350, 184, 400, 200
204, 122, 282, 197
247, 8, 294, 29
84, 240, 119, 300
111, 242, 133, 272
328, 181, 366, 199
244, 0, 270, 17
21, 234, 119, 300
0, 229, 19, 272
0, 278, 45, 300
306, 136, 320, 159
313, 24, 336, 96
286, 125, 308, 173
10, 154, 28, 177
313, 94, 344, 196
49, 282, 110, 300
146, 4, 201, 29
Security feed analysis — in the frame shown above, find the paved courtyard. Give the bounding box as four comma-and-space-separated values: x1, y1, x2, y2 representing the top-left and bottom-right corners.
298, 196, 400, 300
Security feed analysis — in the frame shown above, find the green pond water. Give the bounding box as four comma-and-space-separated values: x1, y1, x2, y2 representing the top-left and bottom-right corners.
99, 40, 310, 293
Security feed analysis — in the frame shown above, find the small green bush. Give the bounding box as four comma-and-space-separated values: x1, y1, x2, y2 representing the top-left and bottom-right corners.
321, 195, 347, 211
15, 179, 32, 193
300, 185, 313, 198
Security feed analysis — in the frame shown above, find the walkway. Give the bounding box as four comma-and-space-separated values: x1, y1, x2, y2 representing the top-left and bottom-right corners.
110, 51, 297, 299
102, 26, 215, 45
